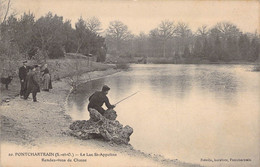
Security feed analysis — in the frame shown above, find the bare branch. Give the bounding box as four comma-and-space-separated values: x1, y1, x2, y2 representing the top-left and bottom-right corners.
2, 0, 10, 23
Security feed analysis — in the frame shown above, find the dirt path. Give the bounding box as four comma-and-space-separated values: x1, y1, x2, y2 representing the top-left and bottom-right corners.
0, 69, 203, 167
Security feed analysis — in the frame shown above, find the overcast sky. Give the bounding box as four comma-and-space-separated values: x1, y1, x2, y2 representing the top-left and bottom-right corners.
12, 0, 260, 35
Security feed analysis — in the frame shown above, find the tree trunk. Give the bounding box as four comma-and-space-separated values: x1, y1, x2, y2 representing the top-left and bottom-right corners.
163, 41, 166, 57
76, 40, 82, 53
116, 40, 120, 56
2, 0, 11, 23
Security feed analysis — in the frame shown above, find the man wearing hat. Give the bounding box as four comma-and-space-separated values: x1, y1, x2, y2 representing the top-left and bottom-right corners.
18, 61, 29, 97
88, 85, 115, 115
24, 65, 40, 102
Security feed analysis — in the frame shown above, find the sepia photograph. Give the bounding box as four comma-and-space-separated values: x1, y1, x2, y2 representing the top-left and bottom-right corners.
0, 0, 259, 167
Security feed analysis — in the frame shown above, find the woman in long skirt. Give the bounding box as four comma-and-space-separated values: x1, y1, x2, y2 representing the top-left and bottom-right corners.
41, 64, 52, 91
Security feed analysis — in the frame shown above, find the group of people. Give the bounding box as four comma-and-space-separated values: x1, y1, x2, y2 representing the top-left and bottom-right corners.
19, 60, 114, 115
19, 61, 52, 102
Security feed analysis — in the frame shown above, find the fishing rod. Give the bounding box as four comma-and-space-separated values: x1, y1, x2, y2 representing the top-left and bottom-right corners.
114, 91, 139, 105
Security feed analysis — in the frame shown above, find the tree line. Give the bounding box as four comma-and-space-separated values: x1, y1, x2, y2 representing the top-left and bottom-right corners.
0, 11, 259, 64
0, 12, 107, 62
107, 21, 260, 63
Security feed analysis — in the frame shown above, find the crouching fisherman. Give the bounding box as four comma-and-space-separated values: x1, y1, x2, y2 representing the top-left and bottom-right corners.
88, 85, 115, 115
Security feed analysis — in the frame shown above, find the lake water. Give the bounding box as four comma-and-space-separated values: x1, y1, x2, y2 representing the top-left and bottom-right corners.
67, 64, 260, 166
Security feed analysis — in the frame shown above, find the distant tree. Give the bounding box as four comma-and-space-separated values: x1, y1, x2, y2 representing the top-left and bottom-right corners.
148, 28, 162, 57
96, 46, 107, 62
175, 22, 192, 58
225, 36, 239, 61
135, 32, 149, 57
86, 16, 102, 34
214, 22, 241, 38
193, 38, 203, 57
202, 38, 212, 59
33, 12, 65, 60
196, 25, 208, 37
88, 34, 106, 57
0, 0, 20, 74
238, 34, 250, 60
62, 20, 76, 53
175, 22, 192, 38
106, 20, 132, 55
74, 17, 106, 57
192, 26, 209, 59
0, 14, 18, 41
48, 42, 64, 59
249, 38, 260, 61
208, 22, 241, 62
0, 14, 20, 62
155, 20, 175, 57
16, 12, 35, 55
210, 35, 222, 62
75, 17, 87, 53
183, 45, 191, 58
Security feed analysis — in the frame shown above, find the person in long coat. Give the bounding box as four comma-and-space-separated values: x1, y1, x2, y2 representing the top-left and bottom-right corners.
18, 61, 29, 97
24, 65, 40, 102
41, 64, 52, 91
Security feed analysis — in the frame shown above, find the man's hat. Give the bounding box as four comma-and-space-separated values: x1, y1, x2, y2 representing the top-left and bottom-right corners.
102, 85, 110, 92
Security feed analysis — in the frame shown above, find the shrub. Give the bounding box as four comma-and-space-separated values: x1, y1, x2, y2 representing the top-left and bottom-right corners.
115, 63, 129, 70
253, 65, 260, 71
28, 47, 39, 59
48, 43, 64, 59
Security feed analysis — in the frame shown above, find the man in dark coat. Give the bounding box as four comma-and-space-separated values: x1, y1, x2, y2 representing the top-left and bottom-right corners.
88, 85, 115, 115
24, 65, 40, 102
19, 61, 29, 97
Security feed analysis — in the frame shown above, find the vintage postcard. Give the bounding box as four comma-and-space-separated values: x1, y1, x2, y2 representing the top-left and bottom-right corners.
0, 0, 259, 167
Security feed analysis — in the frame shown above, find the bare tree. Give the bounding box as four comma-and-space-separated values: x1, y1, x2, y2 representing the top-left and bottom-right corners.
67, 59, 82, 92
215, 22, 241, 37
175, 22, 193, 56
149, 20, 176, 57
175, 22, 192, 38
85, 16, 102, 34
159, 20, 176, 57
210, 22, 241, 40
106, 20, 132, 55
135, 32, 149, 57
0, 0, 11, 23
196, 25, 208, 37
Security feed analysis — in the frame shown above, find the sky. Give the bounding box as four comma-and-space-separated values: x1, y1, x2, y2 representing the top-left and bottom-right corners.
11, 0, 260, 35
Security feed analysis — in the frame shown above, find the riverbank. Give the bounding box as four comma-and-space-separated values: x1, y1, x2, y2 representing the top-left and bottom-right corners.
1, 67, 203, 167
106, 54, 260, 65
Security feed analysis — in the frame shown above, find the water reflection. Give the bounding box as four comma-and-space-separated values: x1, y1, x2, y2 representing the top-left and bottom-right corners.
192, 66, 238, 104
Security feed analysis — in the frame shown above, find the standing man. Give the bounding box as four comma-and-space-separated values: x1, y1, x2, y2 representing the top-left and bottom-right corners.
88, 85, 115, 115
19, 61, 29, 98
24, 65, 40, 102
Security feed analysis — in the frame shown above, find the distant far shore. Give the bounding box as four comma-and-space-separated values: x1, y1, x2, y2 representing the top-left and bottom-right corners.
105, 54, 260, 65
